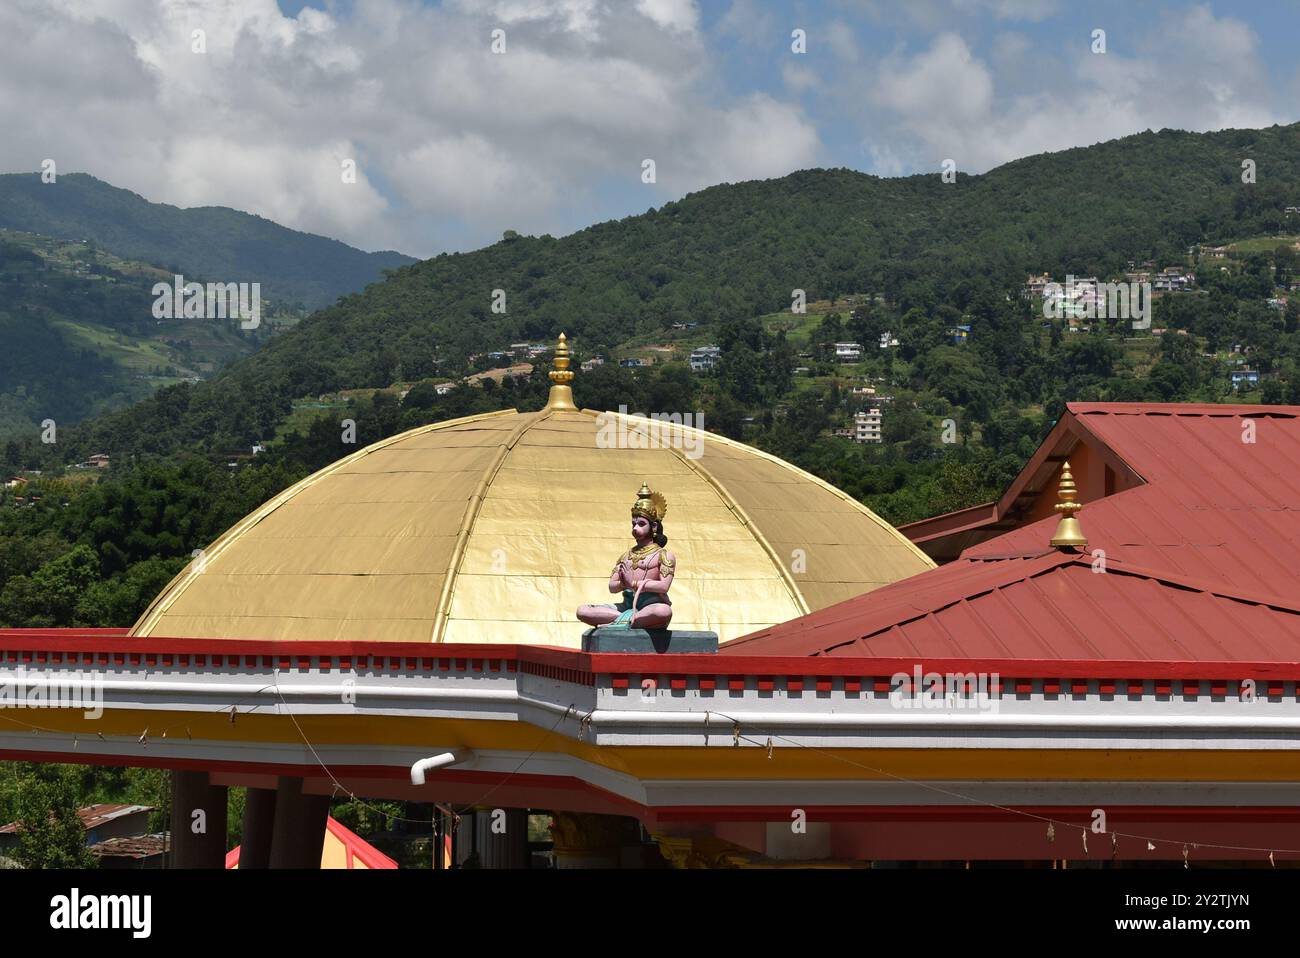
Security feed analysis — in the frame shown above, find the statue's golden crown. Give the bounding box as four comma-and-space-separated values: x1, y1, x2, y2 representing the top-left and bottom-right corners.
630, 482, 668, 522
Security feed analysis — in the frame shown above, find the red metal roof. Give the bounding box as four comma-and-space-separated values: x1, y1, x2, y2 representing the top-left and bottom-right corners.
726, 552, 1300, 660
963, 404, 1300, 598
727, 403, 1300, 660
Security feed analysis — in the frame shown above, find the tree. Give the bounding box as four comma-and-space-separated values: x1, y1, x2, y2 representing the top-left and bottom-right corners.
1274, 244, 1296, 288
10, 765, 97, 869
849, 304, 886, 349
717, 345, 763, 405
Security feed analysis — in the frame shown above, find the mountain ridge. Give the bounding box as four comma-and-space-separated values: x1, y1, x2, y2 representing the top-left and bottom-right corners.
0, 172, 416, 309
24, 122, 1300, 461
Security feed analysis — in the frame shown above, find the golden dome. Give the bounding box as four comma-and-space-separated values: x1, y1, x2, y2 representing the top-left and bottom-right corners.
131, 353, 934, 647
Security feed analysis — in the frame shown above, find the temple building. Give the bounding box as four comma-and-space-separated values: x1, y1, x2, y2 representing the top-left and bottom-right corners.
2, 348, 1299, 867
132, 334, 930, 648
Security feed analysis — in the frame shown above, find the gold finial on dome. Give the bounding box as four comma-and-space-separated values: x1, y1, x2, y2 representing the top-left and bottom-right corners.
631, 481, 668, 522
545, 332, 577, 410
1050, 460, 1088, 550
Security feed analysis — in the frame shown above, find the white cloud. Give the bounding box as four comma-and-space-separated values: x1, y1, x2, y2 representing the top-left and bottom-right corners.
852, 0, 1059, 30
826, 20, 859, 61
861, 6, 1282, 175
719, 0, 777, 47
636, 0, 699, 33
0, 0, 816, 257
678, 94, 821, 188
783, 62, 820, 93
952, 0, 1059, 21
3, 0, 1289, 264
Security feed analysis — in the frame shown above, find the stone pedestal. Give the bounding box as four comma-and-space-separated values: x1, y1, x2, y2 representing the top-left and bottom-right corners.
581, 628, 718, 653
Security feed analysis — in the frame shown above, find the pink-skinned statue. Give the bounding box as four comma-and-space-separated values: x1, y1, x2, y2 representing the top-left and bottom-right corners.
577, 482, 675, 630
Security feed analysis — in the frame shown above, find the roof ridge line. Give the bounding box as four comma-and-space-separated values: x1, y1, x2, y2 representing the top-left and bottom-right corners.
859, 550, 1082, 636
728, 551, 1078, 649
1068, 401, 1300, 418
429, 409, 542, 644
1092, 556, 1300, 614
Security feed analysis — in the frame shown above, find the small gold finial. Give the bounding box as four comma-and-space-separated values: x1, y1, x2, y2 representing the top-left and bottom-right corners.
545, 332, 577, 410
1050, 460, 1088, 550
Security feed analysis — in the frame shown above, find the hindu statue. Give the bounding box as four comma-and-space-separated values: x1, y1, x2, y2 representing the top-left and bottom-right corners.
577, 482, 676, 630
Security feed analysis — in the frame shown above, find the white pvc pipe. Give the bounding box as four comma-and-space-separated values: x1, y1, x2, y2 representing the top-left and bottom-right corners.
9, 671, 1300, 737
410, 750, 468, 785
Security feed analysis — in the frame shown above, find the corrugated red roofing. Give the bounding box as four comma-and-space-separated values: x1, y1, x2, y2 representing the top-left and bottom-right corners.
964, 404, 1300, 598
0, 803, 152, 835
727, 403, 1300, 660
727, 552, 1300, 661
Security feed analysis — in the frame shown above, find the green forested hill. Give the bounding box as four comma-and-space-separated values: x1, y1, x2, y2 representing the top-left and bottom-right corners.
0, 173, 415, 310
0, 231, 271, 440
5, 123, 1300, 638
44, 123, 1300, 461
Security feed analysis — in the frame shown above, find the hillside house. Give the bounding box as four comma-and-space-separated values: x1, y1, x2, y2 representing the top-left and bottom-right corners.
1153, 268, 1192, 292
1232, 368, 1260, 389
1022, 273, 1052, 299
689, 346, 722, 372
854, 408, 883, 444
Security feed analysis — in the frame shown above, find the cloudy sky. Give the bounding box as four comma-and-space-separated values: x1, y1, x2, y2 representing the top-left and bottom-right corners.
2, 0, 1296, 258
